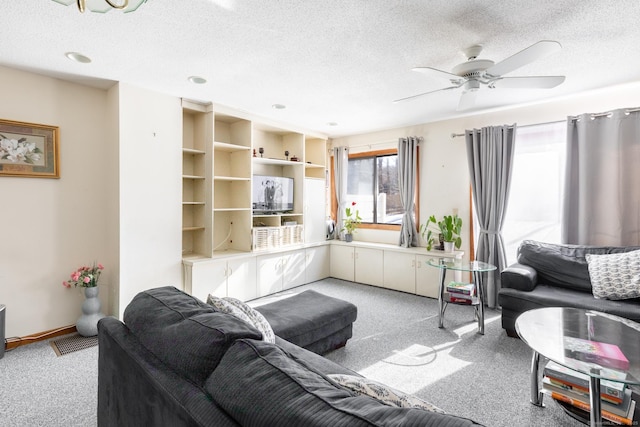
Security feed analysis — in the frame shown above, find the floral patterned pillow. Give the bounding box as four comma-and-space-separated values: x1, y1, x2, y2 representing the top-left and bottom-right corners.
327, 374, 445, 413
206, 295, 275, 344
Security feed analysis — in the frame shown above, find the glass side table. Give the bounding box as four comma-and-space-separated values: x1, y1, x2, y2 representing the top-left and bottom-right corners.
516, 307, 640, 427
427, 258, 496, 335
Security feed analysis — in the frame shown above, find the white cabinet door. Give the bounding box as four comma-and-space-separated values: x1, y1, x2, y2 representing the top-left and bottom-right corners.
226, 257, 257, 301
355, 247, 383, 286
383, 251, 416, 294
330, 245, 355, 281
283, 250, 306, 290
415, 254, 463, 298
188, 259, 228, 303
256, 253, 284, 297
305, 245, 330, 283
304, 178, 327, 244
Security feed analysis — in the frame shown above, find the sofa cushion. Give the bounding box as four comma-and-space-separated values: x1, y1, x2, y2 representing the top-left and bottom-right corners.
207, 295, 276, 343
517, 240, 640, 292
123, 286, 262, 386
587, 250, 640, 300
328, 374, 445, 413
206, 339, 481, 427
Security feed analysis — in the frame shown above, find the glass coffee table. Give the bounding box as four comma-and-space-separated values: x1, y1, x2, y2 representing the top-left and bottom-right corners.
427, 258, 496, 335
516, 307, 640, 426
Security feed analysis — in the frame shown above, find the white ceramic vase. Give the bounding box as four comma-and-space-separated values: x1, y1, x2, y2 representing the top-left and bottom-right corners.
76, 286, 105, 337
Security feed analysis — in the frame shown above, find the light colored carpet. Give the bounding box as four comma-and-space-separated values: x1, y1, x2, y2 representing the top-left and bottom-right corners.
0, 278, 583, 426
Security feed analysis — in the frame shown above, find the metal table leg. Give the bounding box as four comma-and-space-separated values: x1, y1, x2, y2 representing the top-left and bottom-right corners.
588, 370, 602, 427
530, 351, 545, 407
473, 270, 485, 335
438, 265, 447, 328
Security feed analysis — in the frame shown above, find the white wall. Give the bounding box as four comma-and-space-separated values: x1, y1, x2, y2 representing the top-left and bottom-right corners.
115, 83, 183, 317
0, 66, 112, 337
331, 82, 640, 259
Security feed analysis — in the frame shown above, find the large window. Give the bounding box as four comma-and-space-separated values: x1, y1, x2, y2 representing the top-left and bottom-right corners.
501, 121, 567, 265
346, 150, 403, 226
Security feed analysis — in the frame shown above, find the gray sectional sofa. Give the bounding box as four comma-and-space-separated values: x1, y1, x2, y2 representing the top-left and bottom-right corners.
499, 240, 640, 336
97, 286, 482, 427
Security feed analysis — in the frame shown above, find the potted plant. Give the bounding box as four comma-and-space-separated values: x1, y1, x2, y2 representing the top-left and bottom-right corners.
420, 214, 462, 252
341, 202, 362, 242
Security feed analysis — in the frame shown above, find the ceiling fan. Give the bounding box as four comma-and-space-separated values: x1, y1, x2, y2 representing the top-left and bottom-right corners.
394, 40, 566, 110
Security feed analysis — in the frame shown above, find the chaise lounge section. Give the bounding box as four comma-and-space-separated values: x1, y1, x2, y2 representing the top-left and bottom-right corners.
98, 286, 483, 426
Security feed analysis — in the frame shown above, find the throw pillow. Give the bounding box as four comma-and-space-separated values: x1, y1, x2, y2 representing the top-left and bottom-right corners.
223, 297, 276, 344
586, 250, 640, 300
327, 374, 445, 414
206, 294, 275, 343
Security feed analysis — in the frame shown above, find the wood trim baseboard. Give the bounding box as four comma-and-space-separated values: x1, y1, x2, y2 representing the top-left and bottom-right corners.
5, 325, 77, 351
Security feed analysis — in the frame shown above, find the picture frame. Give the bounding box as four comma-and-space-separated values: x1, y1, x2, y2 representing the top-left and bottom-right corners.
0, 119, 59, 178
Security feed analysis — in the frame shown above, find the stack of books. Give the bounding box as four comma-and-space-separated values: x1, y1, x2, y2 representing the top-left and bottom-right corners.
543, 360, 635, 425
445, 281, 476, 304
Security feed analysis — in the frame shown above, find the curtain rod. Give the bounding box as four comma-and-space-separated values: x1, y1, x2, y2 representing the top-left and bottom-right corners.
569, 107, 640, 121
339, 137, 422, 150
450, 120, 564, 139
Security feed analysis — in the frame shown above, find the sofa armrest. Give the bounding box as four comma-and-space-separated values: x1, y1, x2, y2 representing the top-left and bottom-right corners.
501, 263, 538, 292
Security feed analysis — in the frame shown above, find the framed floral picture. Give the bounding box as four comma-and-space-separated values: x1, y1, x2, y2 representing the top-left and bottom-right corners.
0, 119, 59, 178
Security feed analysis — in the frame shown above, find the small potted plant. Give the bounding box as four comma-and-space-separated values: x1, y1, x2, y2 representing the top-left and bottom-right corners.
420, 214, 462, 252
341, 202, 362, 242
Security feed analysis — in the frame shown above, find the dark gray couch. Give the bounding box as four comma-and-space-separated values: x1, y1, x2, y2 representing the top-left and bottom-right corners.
98, 286, 482, 427
498, 240, 640, 336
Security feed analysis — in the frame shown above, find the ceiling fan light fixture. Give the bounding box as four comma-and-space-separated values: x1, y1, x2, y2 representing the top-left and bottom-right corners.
52, 0, 149, 13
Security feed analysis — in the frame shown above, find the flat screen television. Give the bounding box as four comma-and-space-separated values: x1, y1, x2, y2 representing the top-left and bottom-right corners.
252, 175, 294, 214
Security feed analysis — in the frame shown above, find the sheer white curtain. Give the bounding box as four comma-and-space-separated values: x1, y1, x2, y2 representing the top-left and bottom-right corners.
333, 146, 349, 240
562, 108, 640, 245
397, 137, 420, 247
466, 125, 516, 308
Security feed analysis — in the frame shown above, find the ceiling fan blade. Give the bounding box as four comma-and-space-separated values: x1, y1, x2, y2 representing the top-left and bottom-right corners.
412, 67, 462, 82
485, 40, 562, 77
393, 85, 459, 103
457, 90, 478, 111
491, 75, 566, 89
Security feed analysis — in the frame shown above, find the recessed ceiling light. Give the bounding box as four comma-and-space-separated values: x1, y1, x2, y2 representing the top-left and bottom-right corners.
65, 52, 91, 64
188, 76, 207, 84
327, 122, 338, 126
272, 104, 286, 110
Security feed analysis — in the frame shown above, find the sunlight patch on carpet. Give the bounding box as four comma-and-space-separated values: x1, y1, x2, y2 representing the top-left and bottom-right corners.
358, 342, 472, 394
50, 333, 98, 356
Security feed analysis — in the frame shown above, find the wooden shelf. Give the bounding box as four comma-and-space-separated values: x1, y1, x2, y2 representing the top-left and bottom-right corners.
305, 163, 325, 169
183, 175, 206, 180
183, 148, 206, 155
214, 141, 251, 152
214, 176, 250, 181
253, 157, 304, 166
183, 202, 205, 205
183, 226, 205, 232
213, 208, 251, 212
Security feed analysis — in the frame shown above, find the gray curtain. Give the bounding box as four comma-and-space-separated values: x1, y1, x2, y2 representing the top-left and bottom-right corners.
333, 146, 349, 240
562, 108, 640, 245
466, 125, 516, 308
398, 136, 420, 247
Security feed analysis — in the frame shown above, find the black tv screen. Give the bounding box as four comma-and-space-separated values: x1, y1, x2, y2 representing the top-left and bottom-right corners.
252, 175, 294, 214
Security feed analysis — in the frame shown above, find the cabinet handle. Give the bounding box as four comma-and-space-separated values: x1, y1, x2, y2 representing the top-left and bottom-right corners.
411, 260, 415, 268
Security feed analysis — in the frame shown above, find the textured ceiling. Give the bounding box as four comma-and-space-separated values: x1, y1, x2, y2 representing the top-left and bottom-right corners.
2, 0, 640, 137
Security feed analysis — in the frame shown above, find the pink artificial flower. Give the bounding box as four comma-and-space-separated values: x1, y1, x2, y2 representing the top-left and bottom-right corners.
98, 263, 104, 270
83, 276, 91, 284
62, 281, 70, 288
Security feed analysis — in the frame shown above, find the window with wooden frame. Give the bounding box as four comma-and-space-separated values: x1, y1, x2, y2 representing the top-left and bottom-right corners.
331, 148, 419, 231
